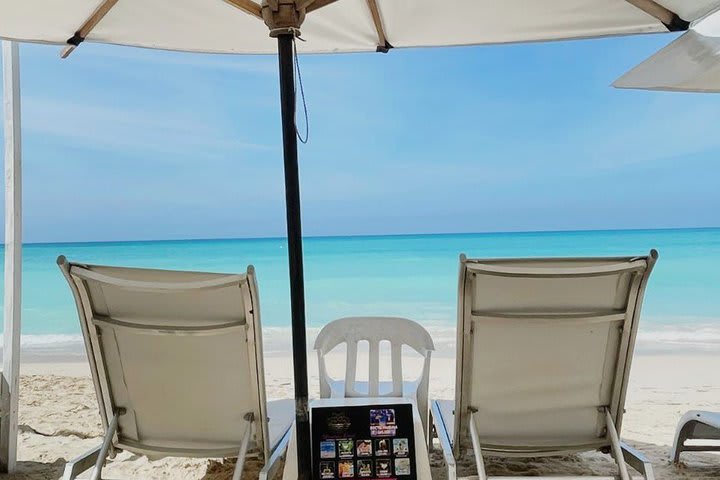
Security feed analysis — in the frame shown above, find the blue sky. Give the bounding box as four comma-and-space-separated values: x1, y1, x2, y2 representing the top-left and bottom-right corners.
1, 33, 719, 243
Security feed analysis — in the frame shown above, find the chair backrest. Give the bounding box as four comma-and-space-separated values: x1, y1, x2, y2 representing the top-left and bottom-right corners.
57, 256, 269, 459
453, 251, 658, 456
314, 317, 434, 399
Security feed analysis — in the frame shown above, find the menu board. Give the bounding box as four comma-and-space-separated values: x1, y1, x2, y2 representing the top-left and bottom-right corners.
311, 403, 417, 480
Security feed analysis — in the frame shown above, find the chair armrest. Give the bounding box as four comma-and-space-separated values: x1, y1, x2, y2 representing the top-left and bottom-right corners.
260, 425, 293, 480
621, 442, 655, 480
431, 400, 456, 480
62, 445, 103, 480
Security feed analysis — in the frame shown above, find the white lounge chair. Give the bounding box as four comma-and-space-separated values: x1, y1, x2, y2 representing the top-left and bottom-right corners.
430, 251, 658, 480
314, 317, 434, 434
671, 410, 720, 463
57, 256, 293, 480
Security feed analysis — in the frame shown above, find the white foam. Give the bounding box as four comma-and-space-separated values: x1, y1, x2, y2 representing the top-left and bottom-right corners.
3, 322, 718, 359
636, 324, 720, 353
262, 323, 720, 357
0, 334, 84, 356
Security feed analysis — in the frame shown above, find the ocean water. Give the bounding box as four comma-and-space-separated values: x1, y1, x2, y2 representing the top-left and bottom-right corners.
1, 228, 719, 354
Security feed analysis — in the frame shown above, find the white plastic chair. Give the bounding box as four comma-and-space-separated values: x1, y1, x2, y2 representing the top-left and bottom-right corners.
314, 317, 434, 433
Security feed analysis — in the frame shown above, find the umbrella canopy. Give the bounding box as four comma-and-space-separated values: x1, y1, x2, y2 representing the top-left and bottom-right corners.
614, 11, 720, 92
1, 0, 719, 54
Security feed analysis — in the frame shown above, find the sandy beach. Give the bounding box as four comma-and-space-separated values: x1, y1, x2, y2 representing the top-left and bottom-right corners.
3, 343, 718, 480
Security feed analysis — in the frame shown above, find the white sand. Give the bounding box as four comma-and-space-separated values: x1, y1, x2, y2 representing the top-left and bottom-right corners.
6, 351, 720, 479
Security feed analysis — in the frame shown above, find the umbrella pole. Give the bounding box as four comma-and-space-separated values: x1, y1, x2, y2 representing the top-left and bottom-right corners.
1, 40, 22, 474
276, 32, 311, 478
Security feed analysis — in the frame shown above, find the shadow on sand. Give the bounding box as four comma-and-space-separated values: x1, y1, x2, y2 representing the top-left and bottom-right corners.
429, 439, 720, 480
0, 440, 717, 479
0, 459, 65, 479
203, 455, 266, 479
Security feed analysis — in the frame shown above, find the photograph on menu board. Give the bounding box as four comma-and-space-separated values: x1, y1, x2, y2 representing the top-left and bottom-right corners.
338, 460, 354, 478
357, 459, 373, 477
393, 438, 409, 457
395, 458, 412, 476
356, 439, 373, 457
338, 439, 354, 459
375, 438, 390, 456
319, 461, 335, 479
320, 440, 336, 459
376, 458, 392, 477
370, 409, 397, 437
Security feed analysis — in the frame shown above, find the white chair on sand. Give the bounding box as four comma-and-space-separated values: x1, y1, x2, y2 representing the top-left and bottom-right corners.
57, 256, 293, 480
314, 316, 434, 433
671, 410, 720, 463
430, 251, 658, 480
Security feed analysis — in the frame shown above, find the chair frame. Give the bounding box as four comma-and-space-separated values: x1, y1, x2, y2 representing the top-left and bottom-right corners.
57, 257, 291, 480
430, 251, 658, 480
62, 414, 293, 480
670, 410, 720, 464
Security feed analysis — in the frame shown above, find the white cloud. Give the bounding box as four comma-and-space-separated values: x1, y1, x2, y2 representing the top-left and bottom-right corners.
581, 96, 720, 171
80, 44, 279, 75
22, 96, 274, 158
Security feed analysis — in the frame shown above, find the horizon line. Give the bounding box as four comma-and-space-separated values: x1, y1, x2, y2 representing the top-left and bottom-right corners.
17, 225, 720, 247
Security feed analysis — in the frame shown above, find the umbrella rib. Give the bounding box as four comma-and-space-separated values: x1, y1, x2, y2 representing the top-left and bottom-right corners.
366, 0, 391, 52
301, 0, 392, 52
221, 0, 263, 20
60, 0, 121, 58
624, 0, 689, 31
305, 0, 341, 14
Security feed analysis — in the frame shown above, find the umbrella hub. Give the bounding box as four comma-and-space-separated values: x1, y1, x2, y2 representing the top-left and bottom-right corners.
262, 0, 306, 37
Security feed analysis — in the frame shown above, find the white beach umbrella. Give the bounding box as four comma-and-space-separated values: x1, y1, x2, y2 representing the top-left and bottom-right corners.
1, 1, 719, 54
614, 11, 720, 92
2, 0, 720, 476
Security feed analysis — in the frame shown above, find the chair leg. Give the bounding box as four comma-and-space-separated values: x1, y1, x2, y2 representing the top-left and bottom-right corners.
671, 417, 694, 464
87, 409, 121, 480
468, 412, 488, 480
605, 409, 630, 480
431, 401, 456, 480
427, 406, 434, 454
259, 426, 292, 480
232, 413, 255, 480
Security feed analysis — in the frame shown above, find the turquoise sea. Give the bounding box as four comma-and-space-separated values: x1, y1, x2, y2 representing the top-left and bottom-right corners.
2, 228, 719, 354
